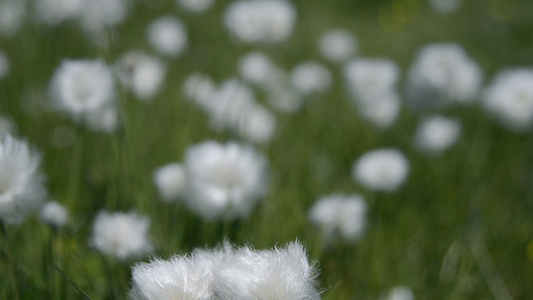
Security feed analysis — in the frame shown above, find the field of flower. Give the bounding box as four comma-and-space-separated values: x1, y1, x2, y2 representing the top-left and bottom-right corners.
1, 0, 533, 299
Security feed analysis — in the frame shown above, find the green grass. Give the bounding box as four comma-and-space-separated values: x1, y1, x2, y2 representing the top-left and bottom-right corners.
1, 0, 533, 299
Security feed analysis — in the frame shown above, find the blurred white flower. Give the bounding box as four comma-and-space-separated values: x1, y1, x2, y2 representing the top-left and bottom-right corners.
40, 201, 68, 228
344, 58, 399, 104
238, 104, 277, 144
483, 69, 533, 132
35, 0, 84, 25
406, 43, 482, 110
176, 0, 214, 13
215, 241, 320, 300
184, 141, 268, 220
147, 16, 187, 57
414, 115, 461, 154
0, 50, 10, 80
83, 105, 120, 133
80, 0, 129, 33
358, 93, 401, 129
309, 194, 367, 243
238, 51, 276, 87
153, 163, 186, 202
429, 0, 461, 14
0, 0, 25, 36
0, 116, 14, 137
383, 286, 415, 300
224, 0, 297, 44
352, 148, 410, 192
116, 51, 166, 101
0, 135, 47, 225
182, 73, 217, 110
90, 211, 153, 260
290, 61, 332, 96
266, 70, 304, 113
319, 29, 357, 63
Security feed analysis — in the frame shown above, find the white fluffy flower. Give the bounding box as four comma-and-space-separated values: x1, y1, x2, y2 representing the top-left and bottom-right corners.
429, 0, 462, 14
182, 73, 217, 109
352, 148, 410, 192
266, 70, 304, 113
309, 194, 367, 243
80, 0, 129, 33
358, 92, 401, 129
0, 116, 14, 137
290, 62, 332, 95
0, 50, 10, 80
319, 29, 357, 63
153, 163, 186, 202
406, 43, 482, 110
176, 0, 214, 13
414, 115, 461, 154
0, 135, 47, 225
83, 105, 120, 133
238, 51, 276, 87
238, 104, 277, 144
35, 0, 84, 25
90, 211, 153, 260
147, 16, 187, 57
39, 201, 68, 228
129, 241, 319, 300
184, 141, 268, 220
483, 68, 533, 131
224, 0, 297, 44
383, 286, 415, 300
344, 58, 400, 104
0, 0, 25, 36
116, 51, 166, 101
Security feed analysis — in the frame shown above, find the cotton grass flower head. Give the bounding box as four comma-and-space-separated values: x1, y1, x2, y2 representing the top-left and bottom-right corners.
0, 135, 47, 225
80, 0, 129, 34
35, 0, 84, 25
90, 211, 153, 261
176, 0, 214, 13
383, 285, 415, 300
238, 104, 277, 144
224, 0, 297, 44
406, 43, 482, 110
0, 0, 25, 37
290, 61, 332, 96
0, 115, 14, 137
147, 16, 187, 57
153, 163, 186, 202
414, 115, 461, 154
319, 29, 357, 63
309, 194, 367, 244
183, 72, 217, 110
183, 141, 268, 220
238, 51, 276, 87
352, 148, 410, 192
0, 50, 10, 80
39, 201, 68, 228
482, 68, 533, 132
116, 51, 166, 101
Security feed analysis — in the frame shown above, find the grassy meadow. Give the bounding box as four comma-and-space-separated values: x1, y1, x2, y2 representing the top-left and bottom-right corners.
1, 0, 533, 299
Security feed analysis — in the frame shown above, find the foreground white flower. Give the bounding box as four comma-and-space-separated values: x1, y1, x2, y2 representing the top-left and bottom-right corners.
414, 115, 461, 154
147, 16, 187, 57
224, 0, 297, 44
309, 194, 367, 243
352, 148, 410, 192
153, 163, 186, 202
0, 135, 47, 225
406, 43, 482, 110
129, 241, 320, 300
483, 68, 533, 131
90, 211, 153, 260
319, 29, 357, 63
39, 201, 69, 228
116, 51, 166, 101
184, 141, 268, 220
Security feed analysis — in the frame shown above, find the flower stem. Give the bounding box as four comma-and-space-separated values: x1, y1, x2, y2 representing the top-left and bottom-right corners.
0, 222, 20, 300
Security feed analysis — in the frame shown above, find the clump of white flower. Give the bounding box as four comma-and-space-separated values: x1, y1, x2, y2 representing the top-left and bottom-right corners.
383, 286, 415, 300
344, 58, 402, 128
182, 72, 217, 110
176, 0, 214, 13
0, 135, 47, 225
319, 29, 357, 63
290, 61, 332, 96
238, 51, 276, 87
224, 0, 297, 44
34, 0, 84, 25
483, 68, 533, 132
0, 50, 10, 80
90, 211, 153, 260
183, 141, 268, 220
49, 59, 119, 133
39, 201, 69, 228
414, 115, 461, 154
429, 0, 462, 14
406, 43, 482, 110
309, 194, 367, 243
79, 0, 129, 34
153, 163, 186, 202
129, 241, 320, 300
147, 16, 187, 57
0, 0, 25, 37
116, 51, 166, 101
352, 148, 410, 192
238, 104, 277, 144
